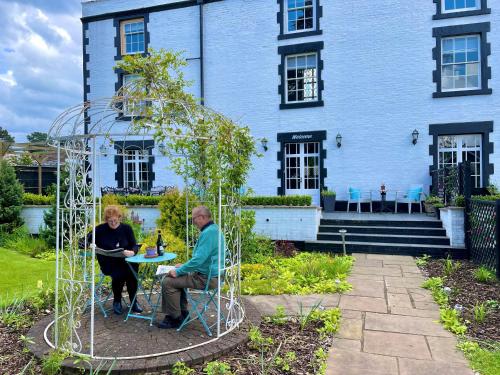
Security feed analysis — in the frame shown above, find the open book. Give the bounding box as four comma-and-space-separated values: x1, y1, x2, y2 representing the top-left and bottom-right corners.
95, 247, 125, 258
156, 265, 176, 276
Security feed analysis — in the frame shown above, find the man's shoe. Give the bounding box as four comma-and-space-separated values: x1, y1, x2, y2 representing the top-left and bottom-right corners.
158, 316, 183, 329
131, 302, 143, 313
113, 301, 123, 315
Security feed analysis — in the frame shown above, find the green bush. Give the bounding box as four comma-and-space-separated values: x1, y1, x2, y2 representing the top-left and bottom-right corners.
453, 195, 465, 207
23, 193, 55, 205
157, 188, 198, 241
242, 195, 312, 206
0, 160, 24, 232
4, 226, 50, 257
472, 194, 500, 201
320, 190, 336, 197
474, 266, 496, 283
425, 195, 443, 205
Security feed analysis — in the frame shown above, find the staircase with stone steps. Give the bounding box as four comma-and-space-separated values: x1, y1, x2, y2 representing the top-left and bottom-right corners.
305, 217, 467, 258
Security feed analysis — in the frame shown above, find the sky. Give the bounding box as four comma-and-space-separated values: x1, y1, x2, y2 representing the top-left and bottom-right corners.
0, 0, 82, 142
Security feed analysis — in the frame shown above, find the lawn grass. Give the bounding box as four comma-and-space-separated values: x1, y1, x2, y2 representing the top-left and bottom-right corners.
0, 247, 55, 307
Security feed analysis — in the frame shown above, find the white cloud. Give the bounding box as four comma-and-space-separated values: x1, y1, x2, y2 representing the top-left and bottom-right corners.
0, 70, 17, 87
0, 0, 82, 141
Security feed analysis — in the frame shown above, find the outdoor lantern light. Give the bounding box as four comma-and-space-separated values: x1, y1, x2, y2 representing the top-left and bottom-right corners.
99, 143, 108, 157
336, 133, 342, 148
261, 138, 268, 152
412, 129, 419, 145
158, 142, 166, 155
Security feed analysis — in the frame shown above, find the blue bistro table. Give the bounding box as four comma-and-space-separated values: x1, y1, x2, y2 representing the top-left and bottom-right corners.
125, 252, 176, 325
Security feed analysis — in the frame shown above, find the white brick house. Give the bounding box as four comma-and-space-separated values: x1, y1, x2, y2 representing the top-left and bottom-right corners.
82, 0, 500, 207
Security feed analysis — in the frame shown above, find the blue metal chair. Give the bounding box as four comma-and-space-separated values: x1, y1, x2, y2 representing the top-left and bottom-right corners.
395, 185, 424, 214
177, 260, 225, 337
347, 187, 373, 213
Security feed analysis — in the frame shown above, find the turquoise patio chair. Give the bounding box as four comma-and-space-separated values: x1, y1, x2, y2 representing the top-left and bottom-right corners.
347, 187, 373, 213
177, 258, 226, 337
395, 185, 424, 214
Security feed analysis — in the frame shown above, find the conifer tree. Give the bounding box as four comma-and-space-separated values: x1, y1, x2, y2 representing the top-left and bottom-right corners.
0, 160, 23, 232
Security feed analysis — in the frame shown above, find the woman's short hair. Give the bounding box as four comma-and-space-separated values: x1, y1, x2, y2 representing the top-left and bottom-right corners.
104, 205, 122, 221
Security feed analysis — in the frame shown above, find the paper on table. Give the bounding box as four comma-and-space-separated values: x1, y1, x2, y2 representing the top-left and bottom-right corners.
156, 265, 176, 275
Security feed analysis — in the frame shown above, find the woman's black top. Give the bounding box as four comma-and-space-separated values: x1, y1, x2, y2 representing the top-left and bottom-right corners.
92, 223, 138, 277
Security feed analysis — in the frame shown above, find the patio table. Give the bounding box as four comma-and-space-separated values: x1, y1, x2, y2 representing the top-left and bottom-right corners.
125, 252, 176, 325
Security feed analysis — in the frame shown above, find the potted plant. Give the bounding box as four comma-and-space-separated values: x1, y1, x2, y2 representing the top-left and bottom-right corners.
424, 195, 444, 218
140, 231, 158, 257
321, 189, 336, 212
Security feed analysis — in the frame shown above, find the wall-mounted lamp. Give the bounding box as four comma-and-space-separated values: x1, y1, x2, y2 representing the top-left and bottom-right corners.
261, 138, 268, 152
336, 133, 342, 148
99, 143, 108, 157
158, 142, 166, 155
412, 129, 419, 145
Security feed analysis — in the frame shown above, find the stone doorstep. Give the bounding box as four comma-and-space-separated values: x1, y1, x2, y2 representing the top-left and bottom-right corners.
364, 312, 453, 337
398, 358, 474, 375
326, 348, 399, 375
363, 331, 431, 360
339, 295, 388, 314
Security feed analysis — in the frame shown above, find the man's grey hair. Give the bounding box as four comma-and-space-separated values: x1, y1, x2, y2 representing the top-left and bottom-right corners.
194, 205, 212, 218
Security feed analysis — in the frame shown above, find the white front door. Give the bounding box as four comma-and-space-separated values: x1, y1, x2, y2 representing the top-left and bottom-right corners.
438, 134, 482, 188
284, 142, 320, 205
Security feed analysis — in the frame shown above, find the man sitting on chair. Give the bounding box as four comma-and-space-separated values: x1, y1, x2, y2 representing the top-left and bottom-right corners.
158, 205, 224, 329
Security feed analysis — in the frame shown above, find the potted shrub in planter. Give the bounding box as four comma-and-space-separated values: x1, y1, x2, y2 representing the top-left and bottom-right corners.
424, 195, 443, 218
321, 190, 336, 212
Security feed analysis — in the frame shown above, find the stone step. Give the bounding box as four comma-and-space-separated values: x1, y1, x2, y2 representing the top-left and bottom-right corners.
304, 240, 466, 258
317, 232, 450, 246
320, 219, 442, 228
318, 225, 447, 236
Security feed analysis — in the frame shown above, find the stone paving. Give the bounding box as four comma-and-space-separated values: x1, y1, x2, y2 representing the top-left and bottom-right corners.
247, 253, 474, 375
329, 253, 473, 375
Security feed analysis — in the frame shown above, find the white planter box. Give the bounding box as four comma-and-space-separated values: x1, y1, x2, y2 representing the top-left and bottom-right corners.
242, 206, 321, 241
439, 207, 465, 248
21, 206, 50, 234
127, 206, 161, 233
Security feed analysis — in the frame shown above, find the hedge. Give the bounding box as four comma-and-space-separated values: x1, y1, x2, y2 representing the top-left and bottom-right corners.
115, 194, 162, 206
242, 195, 312, 206
471, 194, 500, 201
23, 193, 55, 205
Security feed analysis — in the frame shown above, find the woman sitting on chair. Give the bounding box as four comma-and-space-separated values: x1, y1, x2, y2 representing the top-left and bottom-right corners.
91, 205, 142, 315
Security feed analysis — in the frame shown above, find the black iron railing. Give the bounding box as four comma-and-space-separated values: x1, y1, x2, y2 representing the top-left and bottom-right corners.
430, 162, 472, 204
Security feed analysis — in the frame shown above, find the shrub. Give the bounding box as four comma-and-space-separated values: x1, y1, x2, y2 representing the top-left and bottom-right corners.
474, 266, 496, 283
157, 188, 198, 240
0, 160, 24, 232
242, 195, 311, 206
116, 194, 161, 206
321, 190, 336, 197
241, 234, 274, 263
453, 195, 465, 207
275, 240, 297, 257
23, 193, 54, 205
425, 195, 443, 205
4, 226, 50, 257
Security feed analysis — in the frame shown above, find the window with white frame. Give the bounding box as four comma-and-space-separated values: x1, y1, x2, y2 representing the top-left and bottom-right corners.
438, 134, 482, 188
441, 35, 480, 91
286, 0, 315, 33
123, 149, 149, 190
442, 0, 479, 13
122, 74, 145, 116
120, 18, 145, 55
286, 53, 318, 103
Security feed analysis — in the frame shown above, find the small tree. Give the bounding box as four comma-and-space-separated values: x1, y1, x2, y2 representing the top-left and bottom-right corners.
0, 126, 14, 142
0, 160, 23, 232
27, 131, 49, 144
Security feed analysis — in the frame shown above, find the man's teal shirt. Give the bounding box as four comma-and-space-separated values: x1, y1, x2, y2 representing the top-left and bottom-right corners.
176, 223, 226, 278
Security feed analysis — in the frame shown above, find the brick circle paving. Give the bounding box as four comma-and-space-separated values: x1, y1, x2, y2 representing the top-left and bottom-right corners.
28, 296, 261, 373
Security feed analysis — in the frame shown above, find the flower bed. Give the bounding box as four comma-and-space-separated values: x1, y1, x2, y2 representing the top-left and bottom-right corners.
418, 257, 500, 375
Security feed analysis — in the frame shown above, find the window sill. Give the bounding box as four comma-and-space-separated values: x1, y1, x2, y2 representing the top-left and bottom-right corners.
280, 100, 324, 110
278, 30, 322, 40
433, 88, 492, 98
433, 8, 491, 19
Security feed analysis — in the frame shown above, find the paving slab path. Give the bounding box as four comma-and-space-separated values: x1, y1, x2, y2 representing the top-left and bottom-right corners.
330, 253, 473, 375
246, 253, 474, 375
